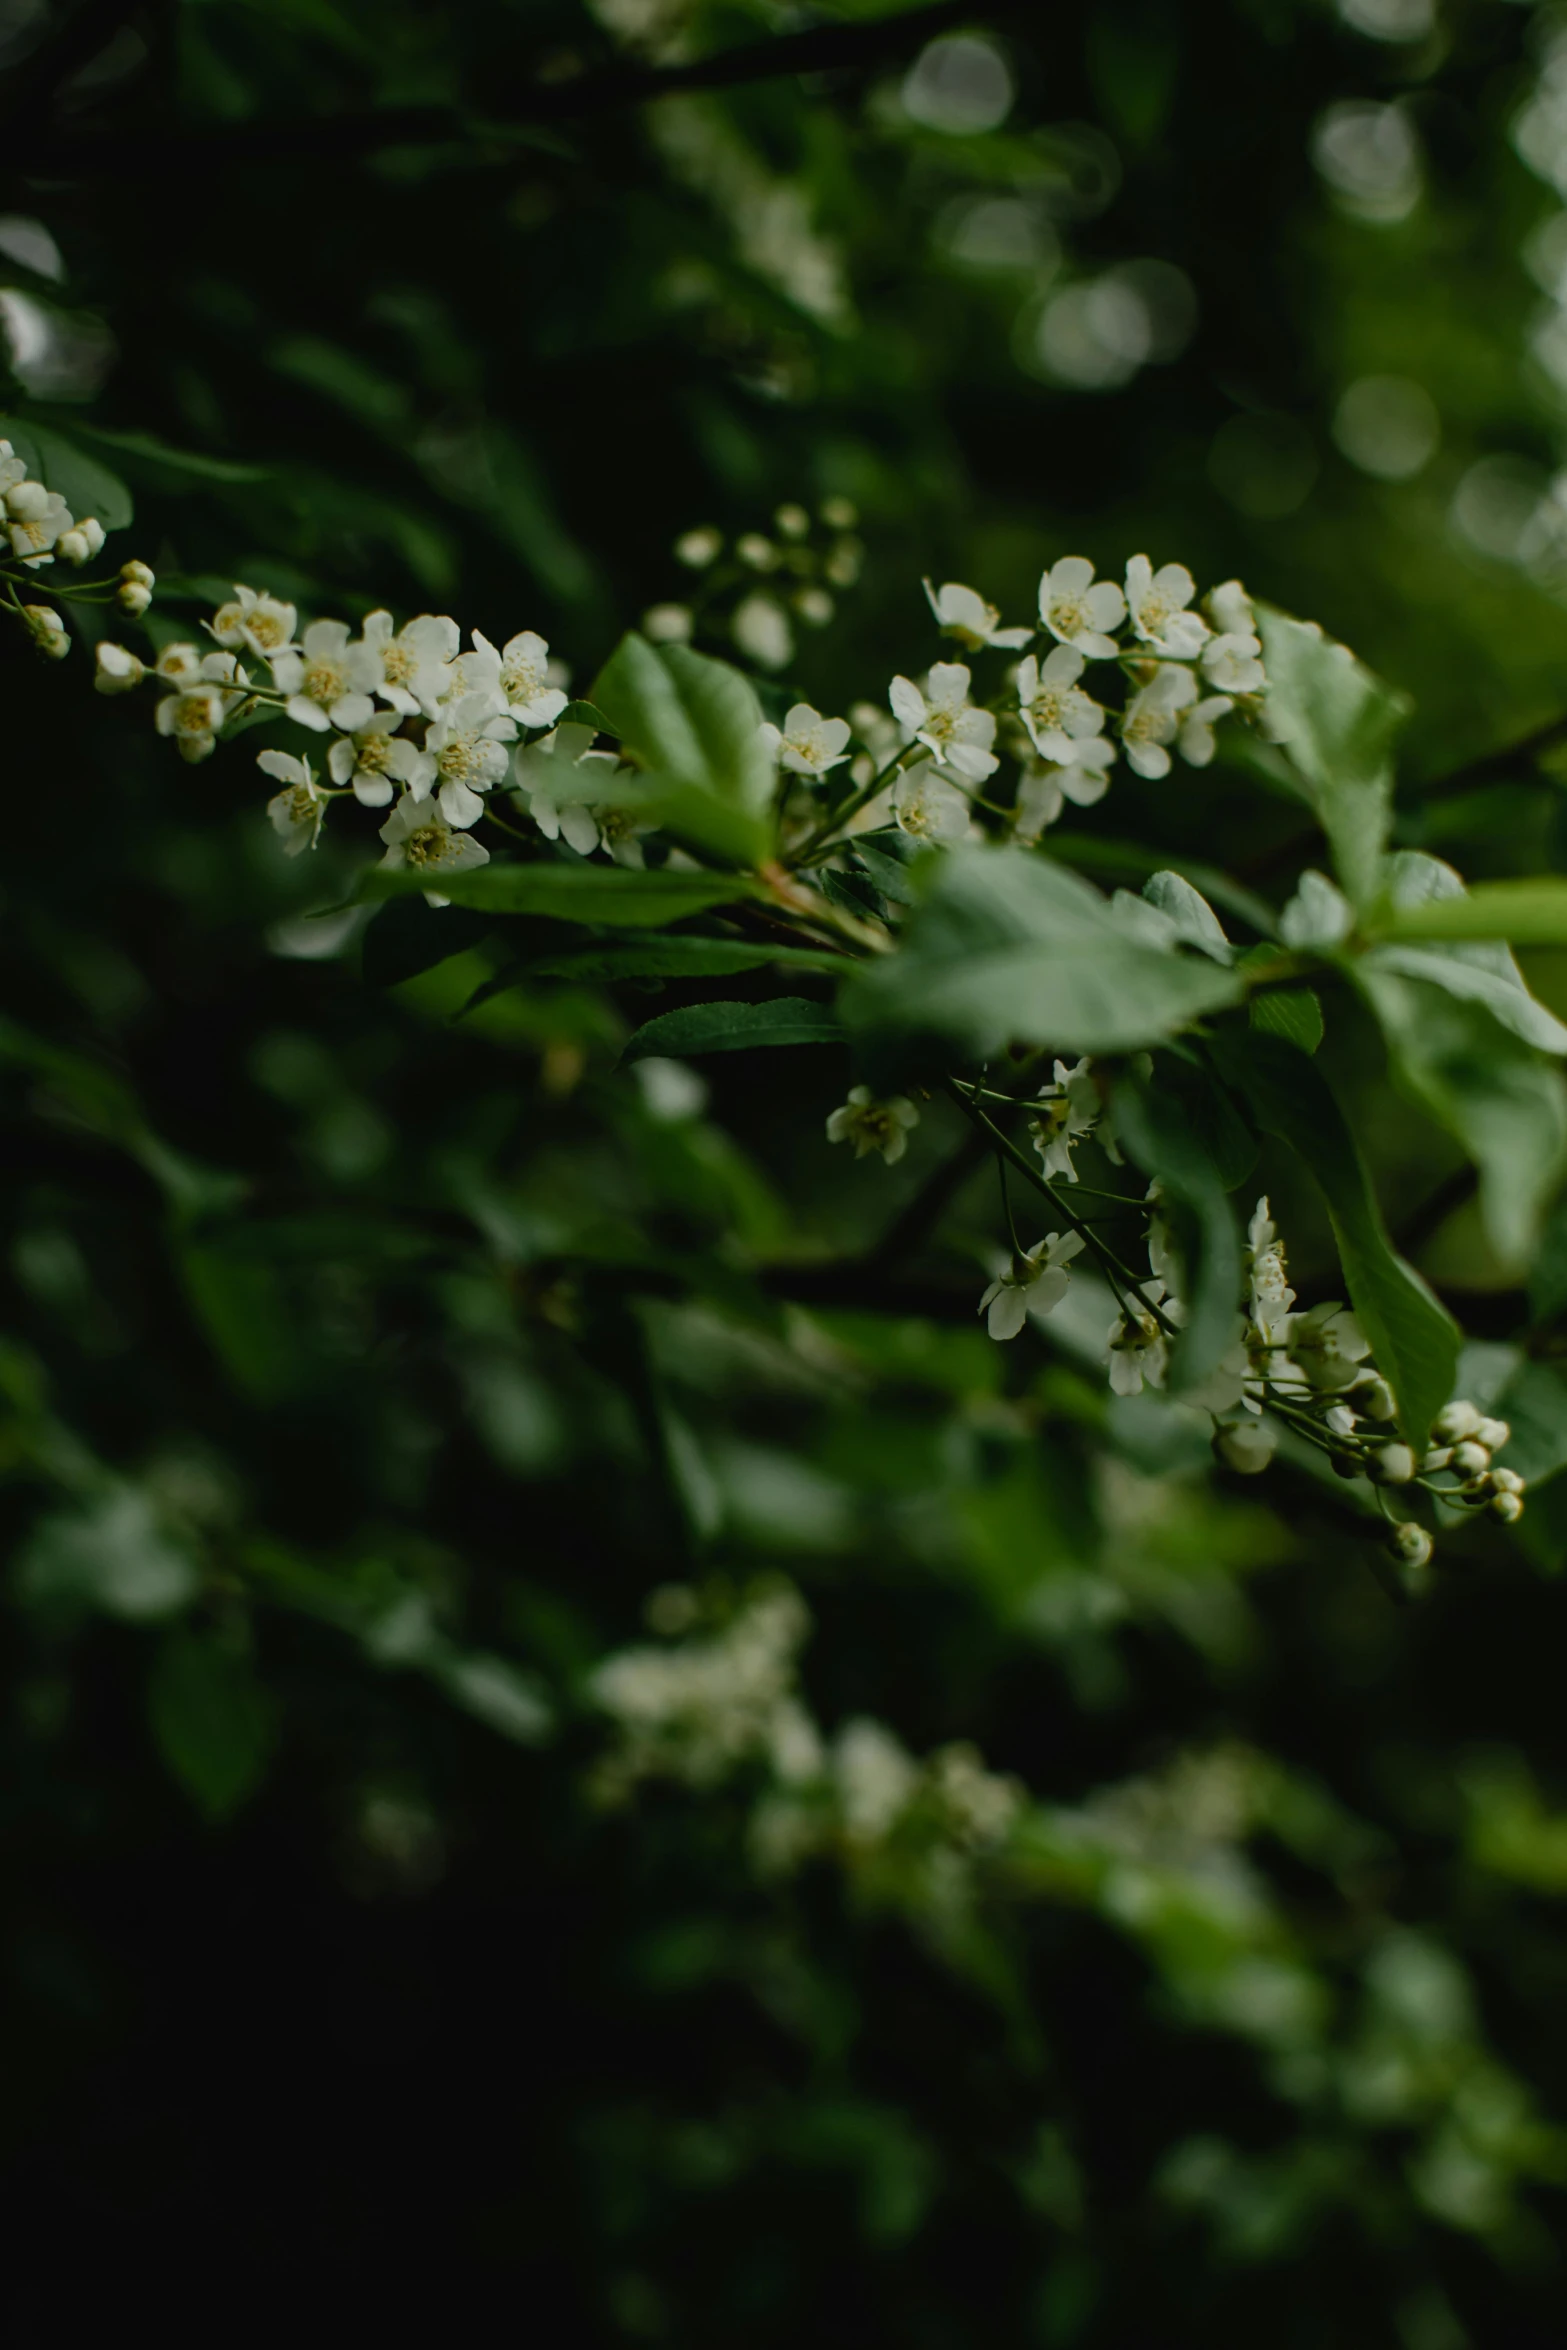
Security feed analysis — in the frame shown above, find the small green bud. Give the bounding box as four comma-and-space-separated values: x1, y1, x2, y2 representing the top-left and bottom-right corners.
1388, 1521, 1432, 1568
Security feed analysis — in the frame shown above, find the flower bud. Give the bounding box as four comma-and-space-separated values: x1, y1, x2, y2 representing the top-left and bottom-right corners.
21, 603, 68, 658
774, 502, 811, 540
1356, 1376, 1397, 1421
1214, 1418, 1276, 1475
1451, 1441, 1490, 1478
94, 640, 145, 693
78, 516, 105, 558
642, 602, 692, 644
674, 526, 722, 569
736, 533, 776, 570
1368, 1442, 1416, 1485
1387, 1521, 1432, 1568
1491, 1490, 1524, 1524
1492, 1466, 1525, 1497
56, 528, 90, 566
1420, 1447, 1452, 1474
1324, 1403, 1359, 1438
1476, 1417, 1511, 1453
119, 558, 154, 588
117, 581, 152, 616
6, 479, 49, 521
1434, 1401, 1482, 1443
794, 585, 835, 627
819, 495, 858, 530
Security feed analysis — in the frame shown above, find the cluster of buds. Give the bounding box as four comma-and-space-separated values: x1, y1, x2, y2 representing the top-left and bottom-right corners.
1421, 1401, 1527, 1522
0, 438, 157, 664
645, 496, 863, 672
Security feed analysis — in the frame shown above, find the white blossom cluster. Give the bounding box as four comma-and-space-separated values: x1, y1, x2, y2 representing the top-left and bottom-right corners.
590, 1583, 1023, 1889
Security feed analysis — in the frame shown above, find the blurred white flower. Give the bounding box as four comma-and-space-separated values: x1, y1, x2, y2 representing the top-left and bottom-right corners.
1121, 663, 1199, 778
893, 758, 971, 840
208, 584, 298, 661
1178, 693, 1234, 767
1029, 1056, 1099, 1180
826, 1086, 920, 1163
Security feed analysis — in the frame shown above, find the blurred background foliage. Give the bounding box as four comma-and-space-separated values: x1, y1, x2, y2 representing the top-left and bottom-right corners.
10, 0, 1567, 2341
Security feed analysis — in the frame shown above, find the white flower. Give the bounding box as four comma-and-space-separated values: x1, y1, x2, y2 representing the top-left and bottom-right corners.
1125, 555, 1210, 659
154, 650, 245, 763
1029, 1057, 1099, 1180
258, 749, 325, 856
154, 642, 204, 688
360, 610, 459, 717
888, 662, 998, 782
207, 584, 298, 660
1107, 1281, 1176, 1395
462, 629, 569, 729
413, 690, 518, 827
979, 1230, 1086, 1340
94, 641, 144, 694
1013, 741, 1116, 841
326, 711, 426, 807
1037, 556, 1126, 659
269, 618, 379, 734
1177, 693, 1234, 768
595, 804, 658, 868
1207, 579, 1256, 638
378, 794, 491, 878
893, 759, 970, 841
826, 1086, 920, 1164
6, 477, 72, 564
1202, 633, 1266, 695
1246, 1197, 1297, 1348
760, 703, 852, 778
1121, 664, 1199, 779
514, 722, 618, 855
57, 517, 105, 566
922, 578, 1034, 651
21, 603, 68, 657
1016, 644, 1106, 761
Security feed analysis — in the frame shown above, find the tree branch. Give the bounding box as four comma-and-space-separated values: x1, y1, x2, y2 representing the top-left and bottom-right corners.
10, 0, 1033, 178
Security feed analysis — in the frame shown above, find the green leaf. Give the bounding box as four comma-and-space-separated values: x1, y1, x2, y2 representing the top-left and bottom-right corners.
590, 635, 776, 865
1372, 877, 1567, 950
361, 860, 759, 927
66, 421, 270, 485
622, 997, 845, 1062
1367, 853, 1567, 1053
1114, 1071, 1242, 1392
519, 938, 849, 982
148, 1631, 275, 1819
1256, 607, 1409, 906
1242, 944, 1324, 1055
841, 846, 1244, 1076
1142, 870, 1232, 961
2, 416, 133, 530
560, 698, 612, 733
1214, 1032, 1459, 1446
1356, 970, 1567, 1266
